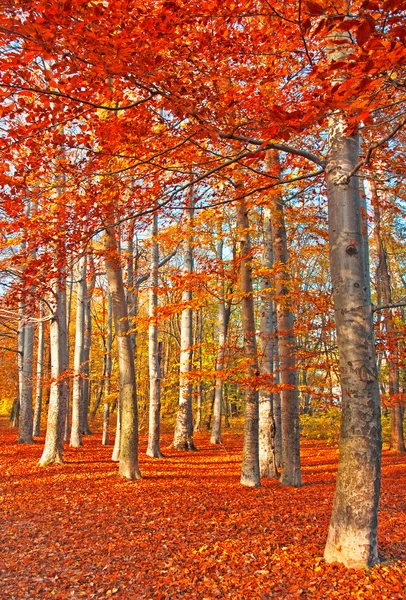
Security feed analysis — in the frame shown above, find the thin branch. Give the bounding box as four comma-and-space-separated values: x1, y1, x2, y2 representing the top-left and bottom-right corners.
346, 117, 406, 182
219, 132, 325, 167
373, 300, 406, 312
1, 83, 158, 111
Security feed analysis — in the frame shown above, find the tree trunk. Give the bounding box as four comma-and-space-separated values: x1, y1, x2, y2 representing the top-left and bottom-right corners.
33, 303, 45, 437
173, 199, 196, 450
267, 151, 301, 487
258, 206, 278, 478
70, 255, 87, 447
323, 108, 381, 566
211, 224, 228, 445
102, 403, 110, 446
147, 212, 163, 458
18, 318, 34, 444
39, 277, 68, 465
17, 302, 25, 429
104, 227, 141, 480
194, 308, 203, 432
371, 183, 404, 453
236, 200, 260, 488
82, 253, 95, 435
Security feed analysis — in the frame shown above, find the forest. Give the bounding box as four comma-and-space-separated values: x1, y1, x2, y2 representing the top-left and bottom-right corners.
0, 0, 405, 597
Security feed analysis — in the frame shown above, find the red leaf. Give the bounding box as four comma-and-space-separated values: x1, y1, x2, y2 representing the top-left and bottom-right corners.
356, 20, 373, 46
305, 1, 325, 16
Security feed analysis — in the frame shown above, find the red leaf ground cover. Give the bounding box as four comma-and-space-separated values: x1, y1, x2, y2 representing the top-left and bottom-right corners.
0, 420, 405, 599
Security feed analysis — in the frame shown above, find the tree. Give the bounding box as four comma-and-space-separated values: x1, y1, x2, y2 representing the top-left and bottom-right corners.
237, 200, 260, 488
104, 227, 141, 480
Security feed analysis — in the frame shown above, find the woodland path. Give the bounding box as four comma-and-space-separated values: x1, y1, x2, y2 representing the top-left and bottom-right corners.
0, 420, 405, 599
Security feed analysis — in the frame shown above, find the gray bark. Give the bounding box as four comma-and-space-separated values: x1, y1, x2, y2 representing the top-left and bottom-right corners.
82, 254, 95, 435
70, 255, 87, 447
104, 227, 141, 480
33, 303, 45, 437
211, 225, 227, 445
267, 151, 301, 487
323, 112, 381, 567
371, 183, 404, 452
173, 199, 196, 450
237, 201, 260, 487
146, 213, 163, 458
39, 277, 68, 465
194, 308, 203, 432
102, 403, 110, 446
258, 207, 278, 478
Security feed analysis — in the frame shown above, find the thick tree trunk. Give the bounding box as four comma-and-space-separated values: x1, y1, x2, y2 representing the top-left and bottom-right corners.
236, 201, 260, 487
104, 227, 141, 480
267, 151, 301, 487
147, 213, 163, 458
33, 303, 45, 437
323, 113, 381, 567
371, 183, 404, 453
70, 255, 87, 447
258, 207, 278, 478
173, 200, 196, 450
39, 278, 68, 465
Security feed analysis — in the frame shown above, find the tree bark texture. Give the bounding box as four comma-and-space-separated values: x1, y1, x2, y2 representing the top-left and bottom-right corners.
104, 227, 141, 480
18, 319, 34, 444
147, 213, 163, 458
267, 151, 301, 487
39, 277, 68, 465
33, 303, 45, 437
70, 255, 87, 447
372, 183, 404, 453
258, 206, 278, 478
323, 110, 381, 567
173, 199, 196, 450
82, 253, 95, 435
236, 201, 260, 487
211, 225, 228, 445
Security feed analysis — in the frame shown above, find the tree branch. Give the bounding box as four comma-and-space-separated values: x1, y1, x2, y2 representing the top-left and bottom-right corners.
219, 132, 326, 167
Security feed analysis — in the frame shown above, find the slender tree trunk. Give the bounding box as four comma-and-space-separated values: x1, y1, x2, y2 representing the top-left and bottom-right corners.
267, 151, 301, 487
236, 200, 260, 487
64, 268, 74, 442
124, 221, 137, 353
371, 183, 404, 453
323, 49, 381, 563
39, 277, 68, 465
211, 225, 228, 445
102, 403, 110, 446
70, 256, 87, 447
33, 303, 45, 437
18, 318, 34, 444
147, 213, 163, 458
104, 227, 140, 480
258, 206, 278, 478
173, 199, 196, 450
194, 308, 203, 432
17, 302, 25, 428
82, 254, 95, 435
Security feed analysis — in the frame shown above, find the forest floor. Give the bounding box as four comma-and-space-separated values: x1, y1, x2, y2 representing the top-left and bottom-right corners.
0, 419, 405, 600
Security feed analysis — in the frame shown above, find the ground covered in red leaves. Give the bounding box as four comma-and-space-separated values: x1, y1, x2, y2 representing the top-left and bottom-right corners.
0, 420, 405, 599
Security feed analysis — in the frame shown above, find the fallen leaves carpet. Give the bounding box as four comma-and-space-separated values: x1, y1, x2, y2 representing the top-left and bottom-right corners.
0, 422, 405, 599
